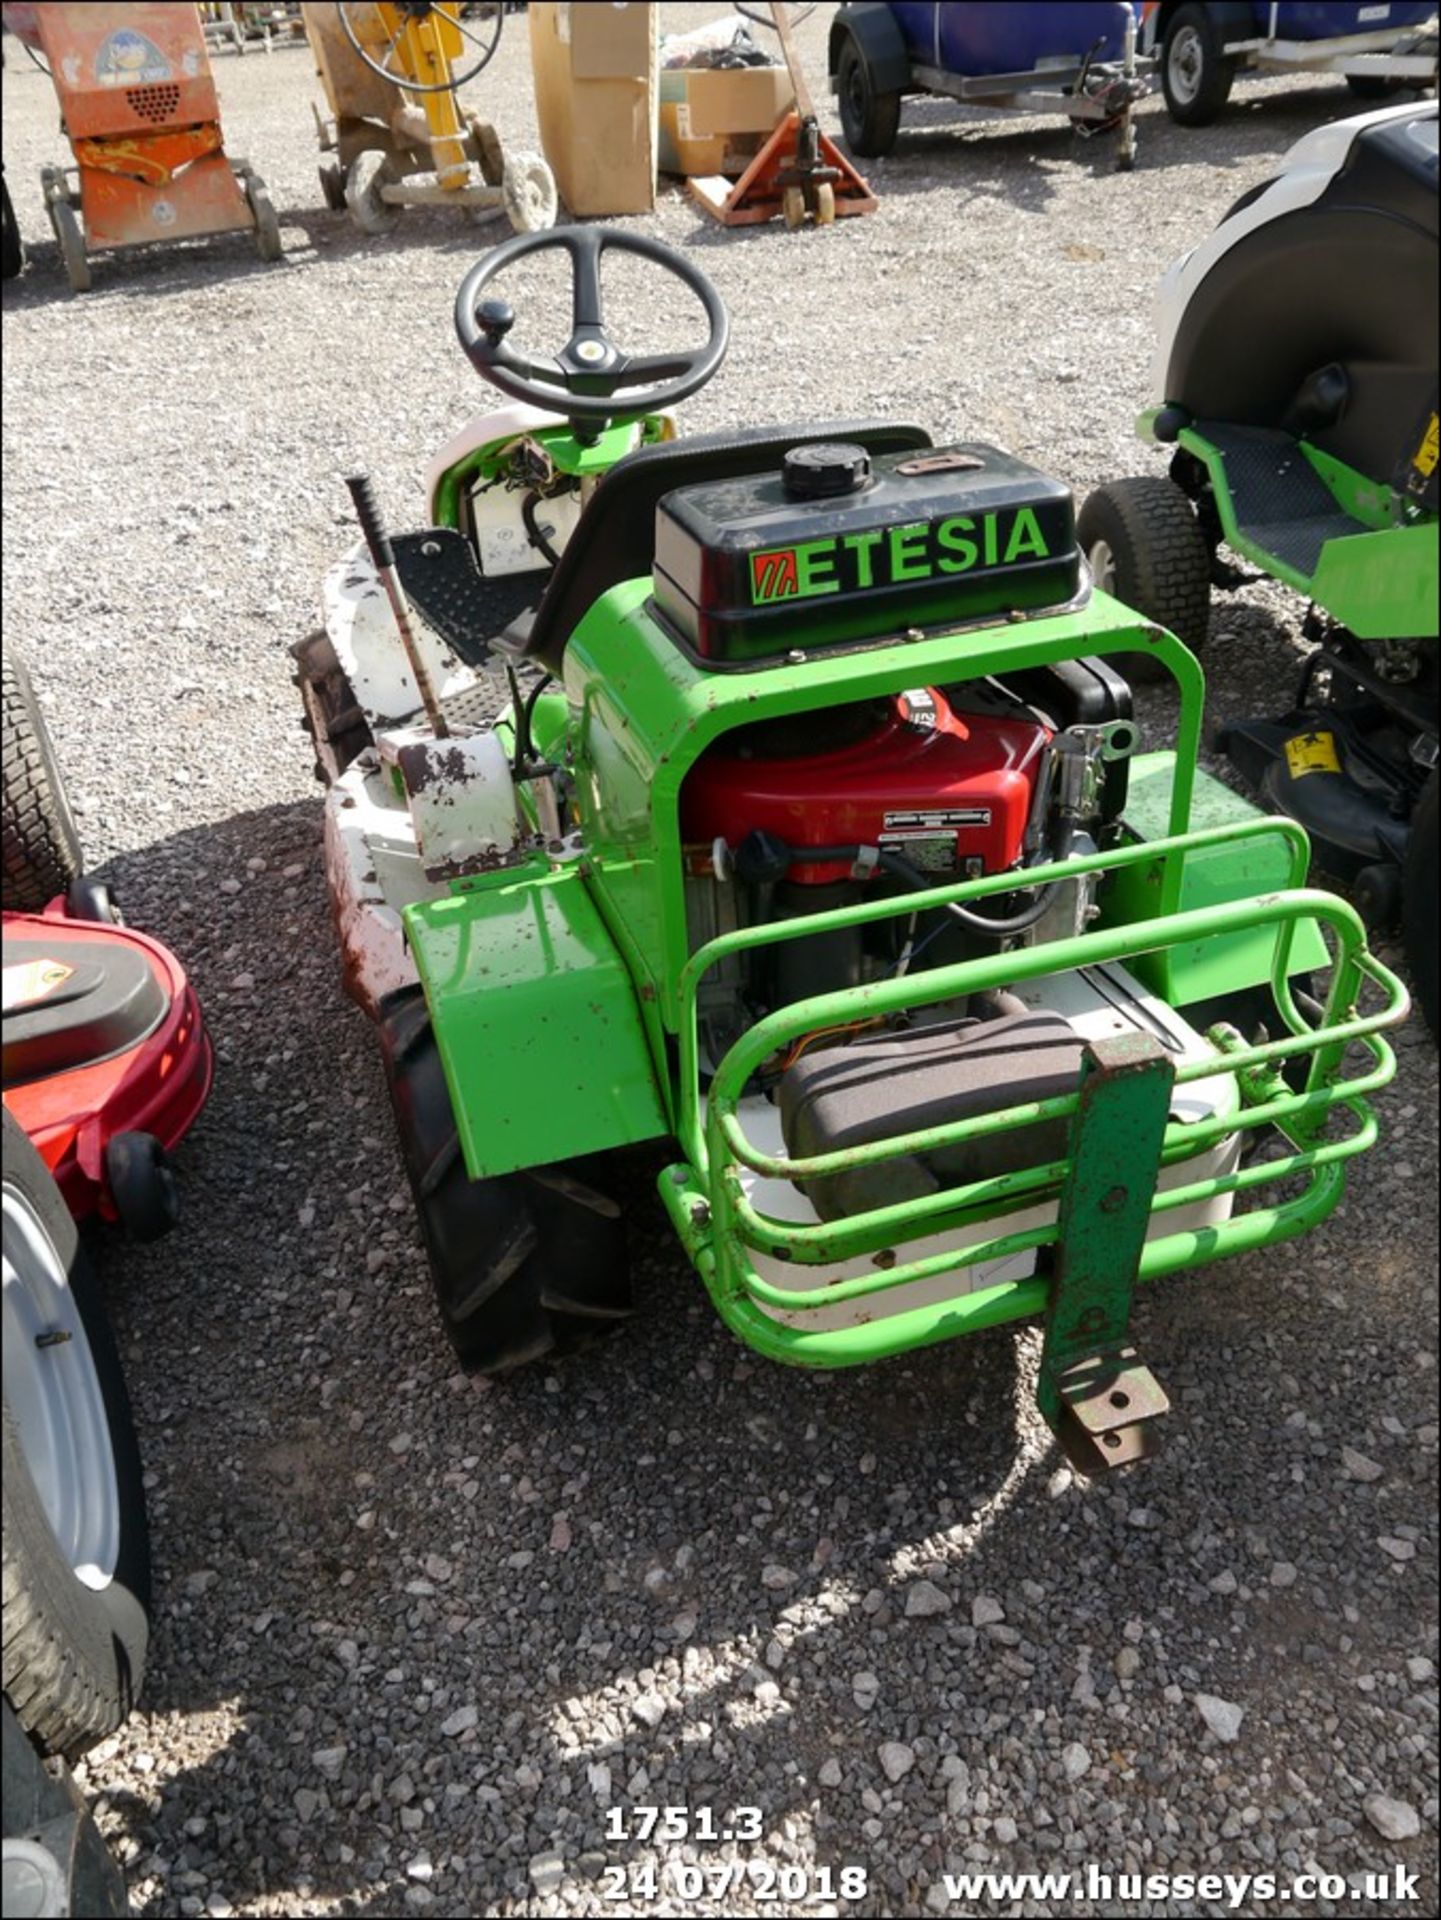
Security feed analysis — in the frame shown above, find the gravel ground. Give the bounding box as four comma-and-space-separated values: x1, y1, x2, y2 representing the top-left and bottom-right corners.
2, 9, 1436, 1917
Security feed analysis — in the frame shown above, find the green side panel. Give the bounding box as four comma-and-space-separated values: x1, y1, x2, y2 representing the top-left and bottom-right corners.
1178, 427, 1438, 638
1308, 519, 1438, 641
1100, 753, 1329, 1002
404, 866, 669, 1180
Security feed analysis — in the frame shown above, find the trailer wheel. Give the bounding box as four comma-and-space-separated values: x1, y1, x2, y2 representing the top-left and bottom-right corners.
2, 1114, 150, 1762
247, 175, 282, 262
49, 194, 90, 294
2, 647, 83, 911
2, 170, 23, 280
1346, 74, 1408, 100
836, 37, 901, 158
318, 162, 348, 212
1077, 477, 1212, 679
379, 990, 633, 1374
346, 150, 401, 235
1402, 768, 1437, 1037
1161, 3, 1235, 127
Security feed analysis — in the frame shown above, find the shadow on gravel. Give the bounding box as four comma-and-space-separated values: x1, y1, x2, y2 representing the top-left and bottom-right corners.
73, 793, 1435, 1917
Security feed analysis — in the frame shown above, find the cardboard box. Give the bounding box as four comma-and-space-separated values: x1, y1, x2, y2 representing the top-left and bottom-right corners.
529, 2, 658, 217
657, 65, 794, 177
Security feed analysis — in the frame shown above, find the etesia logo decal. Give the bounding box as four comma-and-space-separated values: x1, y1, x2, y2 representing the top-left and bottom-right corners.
748, 508, 1052, 605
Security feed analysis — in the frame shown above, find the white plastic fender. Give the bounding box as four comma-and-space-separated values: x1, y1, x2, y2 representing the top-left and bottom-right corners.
321, 540, 489, 735
376, 725, 520, 880
1148, 102, 1434, 404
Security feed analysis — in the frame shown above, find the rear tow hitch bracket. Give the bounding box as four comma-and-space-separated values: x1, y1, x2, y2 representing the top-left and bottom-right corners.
1039, 1030, 1176, 1473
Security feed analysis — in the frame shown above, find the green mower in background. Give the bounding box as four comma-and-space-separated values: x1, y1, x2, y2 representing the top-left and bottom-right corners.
298, 225, 1408, 1475
1082, 101, 1438, 1035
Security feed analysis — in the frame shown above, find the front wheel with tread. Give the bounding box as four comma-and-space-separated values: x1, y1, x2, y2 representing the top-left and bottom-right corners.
1077, 476, 1212, 679
836, 37, 901, 158
246, 174, 282, 262
3, 647, 83, 910
379, 990, 632, 1373
345, 150, 401, 235
1402, 769, 1437, 1037
2, 1113, 150, 1761
49, 192, 90, 293
2, 171, 23, 279
1162, 3, 1235, 127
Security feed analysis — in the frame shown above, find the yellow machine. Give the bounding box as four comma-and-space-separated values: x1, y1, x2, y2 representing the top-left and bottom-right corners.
303, 2, 555, 233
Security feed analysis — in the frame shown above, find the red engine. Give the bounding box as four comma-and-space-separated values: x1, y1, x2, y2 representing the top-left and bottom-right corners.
680, 689, 1051, 884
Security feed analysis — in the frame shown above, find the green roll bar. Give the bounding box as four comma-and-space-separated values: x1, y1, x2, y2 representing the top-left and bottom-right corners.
660, 817, 1408, 1370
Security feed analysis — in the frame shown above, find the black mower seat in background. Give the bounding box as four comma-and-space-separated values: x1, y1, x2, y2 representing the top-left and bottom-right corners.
1195, 423, 1369, 579
516, 418, 934, 675
1165, 112, 1437, 493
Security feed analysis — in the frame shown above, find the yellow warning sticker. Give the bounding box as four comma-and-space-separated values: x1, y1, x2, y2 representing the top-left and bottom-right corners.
1284, 731, 1341, 779
1415, 411, 1439, 480
1, 959, 74, 1013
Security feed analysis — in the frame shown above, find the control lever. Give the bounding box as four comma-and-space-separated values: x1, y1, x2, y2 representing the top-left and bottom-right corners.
346, 473, 449, 740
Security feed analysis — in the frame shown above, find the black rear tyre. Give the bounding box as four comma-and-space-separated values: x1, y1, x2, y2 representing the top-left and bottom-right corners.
1162, 3, 1235, 127
1346, 74, 1408, 100
379, 990, 633, 1372
2, 647, 83, 910
1078, 477, 1212, 681
1402, 769, 1437, 1037
2, 170, 23, 280
836, 38, 901, 158
2, 1113, 150, 1761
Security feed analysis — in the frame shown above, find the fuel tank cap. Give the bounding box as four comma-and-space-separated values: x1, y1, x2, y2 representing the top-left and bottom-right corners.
782, 442, 871, 498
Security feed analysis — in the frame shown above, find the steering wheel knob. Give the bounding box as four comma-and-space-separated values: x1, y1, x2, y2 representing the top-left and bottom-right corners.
477, 297, 515, 343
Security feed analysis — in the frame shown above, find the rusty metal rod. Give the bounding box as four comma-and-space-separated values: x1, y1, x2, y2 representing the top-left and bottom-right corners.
345, 472, 449, 738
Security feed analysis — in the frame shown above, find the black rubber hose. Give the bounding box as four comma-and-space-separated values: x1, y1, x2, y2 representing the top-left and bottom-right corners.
876, 847, 1057, 938
737, 834, 1059, 939
521, 492, 563, 568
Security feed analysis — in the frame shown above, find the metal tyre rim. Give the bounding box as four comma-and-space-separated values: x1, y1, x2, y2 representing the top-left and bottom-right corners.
2, 1185, 120, 1592
1088, 537, 1117, 594
1168, 25, 1203, 106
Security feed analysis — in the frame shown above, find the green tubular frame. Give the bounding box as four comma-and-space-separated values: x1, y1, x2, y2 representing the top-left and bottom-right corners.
660, 822, 1408, 1370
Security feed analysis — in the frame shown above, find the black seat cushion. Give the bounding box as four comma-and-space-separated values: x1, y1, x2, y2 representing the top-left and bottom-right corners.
778, 1011, 1085, 1223
2, 936, 166, 1088
517, 418, 934, 675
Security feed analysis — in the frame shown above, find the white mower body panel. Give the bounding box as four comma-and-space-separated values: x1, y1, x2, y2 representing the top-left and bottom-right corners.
1149, 102, 1436, 403
325, 725, 522, 1020
321, 539, 487, 735
739, 963, 1243, 1333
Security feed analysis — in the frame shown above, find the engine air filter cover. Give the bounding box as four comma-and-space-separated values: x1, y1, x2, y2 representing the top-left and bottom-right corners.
653, 441, 1081, 666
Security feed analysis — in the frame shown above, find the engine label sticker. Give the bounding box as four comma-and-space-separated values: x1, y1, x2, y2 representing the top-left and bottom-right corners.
878, 832, 959, 873
1, 960, 74, 1012
95, 29, 172, 87
1284, 730, 1341, 780
748, 507, 1052, 605
882, 808, 992, 830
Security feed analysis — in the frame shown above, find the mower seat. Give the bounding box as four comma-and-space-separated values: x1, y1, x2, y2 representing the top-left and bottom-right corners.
511, 419, 934, 676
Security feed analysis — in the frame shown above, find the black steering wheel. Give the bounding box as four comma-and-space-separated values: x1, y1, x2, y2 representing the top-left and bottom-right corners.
454, 228, 729, 422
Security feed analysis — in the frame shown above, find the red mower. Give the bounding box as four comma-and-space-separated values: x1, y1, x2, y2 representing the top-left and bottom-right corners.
2, 649, 212, 1238
2, 644, 212, 1787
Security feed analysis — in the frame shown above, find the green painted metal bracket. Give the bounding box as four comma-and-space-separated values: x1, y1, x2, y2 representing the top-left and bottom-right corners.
1037, 1031, 1176, 1474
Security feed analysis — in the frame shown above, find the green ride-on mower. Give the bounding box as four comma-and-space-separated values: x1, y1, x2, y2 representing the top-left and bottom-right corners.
1081, 101, 1438, 1036
298, 226, 1408, 1474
